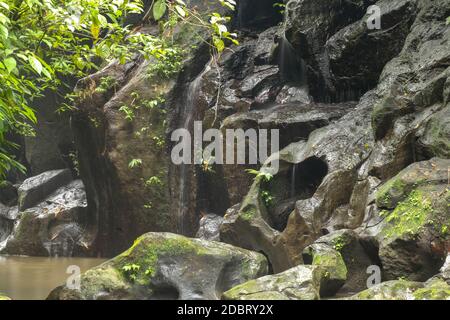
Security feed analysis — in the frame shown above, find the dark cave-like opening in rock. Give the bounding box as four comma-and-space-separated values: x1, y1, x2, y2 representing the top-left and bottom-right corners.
150, 283, 180, 300
265, 157, 329, 231
292, 157, 329, 197
195, 165, 231, 217
235, 0, 283, 30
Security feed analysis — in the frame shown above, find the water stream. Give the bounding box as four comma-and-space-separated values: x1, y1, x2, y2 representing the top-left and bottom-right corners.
177, 64, 211, 235
0, 256, 105, 300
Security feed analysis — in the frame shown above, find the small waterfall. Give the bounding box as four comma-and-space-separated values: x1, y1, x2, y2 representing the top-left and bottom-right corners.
277, 34, 307, 86
177, 64, 211, 235
290, 164, 297, 198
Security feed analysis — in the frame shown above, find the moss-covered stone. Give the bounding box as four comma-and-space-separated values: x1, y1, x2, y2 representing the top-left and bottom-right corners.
350, 278, 450, 300
375, 158, 449, 209
380, 189, 433, 239
377, 159, 450, 282
350, 280, 422, 300
48, 232, 268, 300
414, 279, 450, 300
222, 265, 323, 300
303, 243, 347, 297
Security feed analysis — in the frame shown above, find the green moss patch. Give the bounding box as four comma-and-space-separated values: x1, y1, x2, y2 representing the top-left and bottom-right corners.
117, 235, 206, 285
380, 190, 433, 239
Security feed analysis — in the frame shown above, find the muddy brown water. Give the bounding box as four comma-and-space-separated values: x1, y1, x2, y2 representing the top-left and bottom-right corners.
0, 256, 106, 300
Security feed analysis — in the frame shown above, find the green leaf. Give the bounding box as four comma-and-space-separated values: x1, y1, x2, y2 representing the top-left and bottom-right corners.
213, 37, 225, 52
174, 5, 186, 17
29, 55, 43, 75
153, 0, 167, 21
3, 57, 16, 73
91, 23, 100, 40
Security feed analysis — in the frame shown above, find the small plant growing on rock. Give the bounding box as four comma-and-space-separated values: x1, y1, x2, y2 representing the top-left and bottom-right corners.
129, 159, 143, 169
95, 76, 118, 94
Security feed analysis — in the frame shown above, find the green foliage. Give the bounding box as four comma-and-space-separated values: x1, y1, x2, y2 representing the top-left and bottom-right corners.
0, 0, 238, 180
119, 105, 135, 121
246, 169, 273, 183
332, 237, 346, 251
128, 158, 143, 169
273, 2, 286, 14
95, 76, 118, 94
261, 190, 274, 208
121, 263, 140, 281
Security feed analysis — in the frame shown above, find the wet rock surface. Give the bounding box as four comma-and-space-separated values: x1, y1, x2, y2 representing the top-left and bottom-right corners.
196, 214, 224, 241
48, 232, 268, 300
222, 264, 323, 300
0, 171, 91, 257
2, 0, 450, 301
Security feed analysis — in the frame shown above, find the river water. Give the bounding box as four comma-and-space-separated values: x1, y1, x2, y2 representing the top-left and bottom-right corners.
0, 256, 106, 300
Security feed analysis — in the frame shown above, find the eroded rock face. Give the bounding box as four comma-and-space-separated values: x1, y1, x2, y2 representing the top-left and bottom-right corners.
219, 0, 450, 284
48, 232, 268, 300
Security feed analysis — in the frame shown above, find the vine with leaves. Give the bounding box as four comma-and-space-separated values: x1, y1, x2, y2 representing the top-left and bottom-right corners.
0, 0, 238, 180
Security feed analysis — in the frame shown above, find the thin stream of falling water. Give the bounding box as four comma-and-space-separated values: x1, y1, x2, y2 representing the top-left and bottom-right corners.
291, 164, 296, 198
178, 63, 211, 235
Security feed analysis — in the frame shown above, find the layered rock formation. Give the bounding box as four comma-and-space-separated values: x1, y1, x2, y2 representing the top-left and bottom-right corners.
1, 0, 449, 300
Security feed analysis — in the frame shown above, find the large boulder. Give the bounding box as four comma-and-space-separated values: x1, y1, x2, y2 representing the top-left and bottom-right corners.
0, 171, 91, 257
374, 159, 450, 282
222, 265, 324, 300
303, 230, 376, 296
18, 169, 72, 211
302, 243, 348, 297
349, 278, 450, 300
284, 0, 377, 101
47, 232, 268, 300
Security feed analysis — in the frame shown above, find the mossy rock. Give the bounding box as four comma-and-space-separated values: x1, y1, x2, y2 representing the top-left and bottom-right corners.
375, 158, 450, 209
303, 243, 347, 297
350, 279, 450, 300
414, 279, 450, 300
48, 232, 268, 300
222, 265, 324, 300
375, 159, 450, 283
303, 229, 375, 295
349, 280, 423, 300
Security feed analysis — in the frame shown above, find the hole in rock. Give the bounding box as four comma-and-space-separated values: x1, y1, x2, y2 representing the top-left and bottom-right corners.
150, 283, 180, 300
264, 157, 328, 231
196, 164, 231, 218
